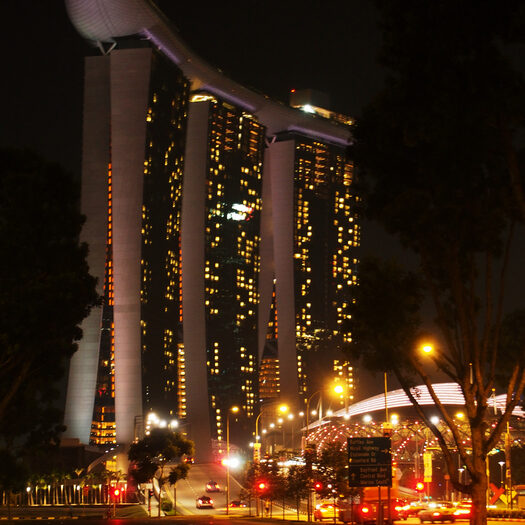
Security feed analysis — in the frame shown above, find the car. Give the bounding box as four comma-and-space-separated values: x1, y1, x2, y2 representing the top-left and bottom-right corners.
398, 501, 428, 519
184, 456, 195, 464
229, 500, 247, 508
314, 503, 339, 521
418, 502, 456, 523
353, 499, 405, 524
453, 501, 472, 519
196, 496, 214, 509
206, 480, 221, 492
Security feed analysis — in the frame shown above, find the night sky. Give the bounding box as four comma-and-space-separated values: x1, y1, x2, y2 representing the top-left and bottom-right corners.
2, 1, 524, 399
1, 1, 383, 174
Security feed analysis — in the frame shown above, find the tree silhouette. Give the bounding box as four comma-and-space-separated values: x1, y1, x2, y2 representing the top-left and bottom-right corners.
350, 4, 525, 518
128, 428, 193, 516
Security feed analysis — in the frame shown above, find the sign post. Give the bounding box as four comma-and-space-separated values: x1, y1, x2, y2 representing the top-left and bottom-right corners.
424, 451, 432, 499
347, 437, 392, 487
348, 437, 392, 525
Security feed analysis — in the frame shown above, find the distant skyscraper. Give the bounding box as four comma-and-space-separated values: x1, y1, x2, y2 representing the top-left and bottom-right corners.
63, 0, 356, 460
258, 134, 358, 407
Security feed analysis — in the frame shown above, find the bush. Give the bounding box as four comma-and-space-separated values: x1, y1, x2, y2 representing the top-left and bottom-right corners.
487, 508, 525, 519
161, 501, 173, 512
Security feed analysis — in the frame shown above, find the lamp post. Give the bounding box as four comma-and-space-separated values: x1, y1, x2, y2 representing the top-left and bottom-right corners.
254, 412, 263, 464
304, 391, 323, 523
305, 390, 322, 449
334, 384, 348, 416
498, 460, 505, 489
458, 467, 465, 498
254, 403, 288, 462
226, 406, 239, 515
304, 387, 338, 522
304, 386, 341, 447
287, 413, 295, 451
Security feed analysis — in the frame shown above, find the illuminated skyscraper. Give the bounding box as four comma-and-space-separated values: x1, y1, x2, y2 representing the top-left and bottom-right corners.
63, 0, 355, 460
258, 134, 358, 407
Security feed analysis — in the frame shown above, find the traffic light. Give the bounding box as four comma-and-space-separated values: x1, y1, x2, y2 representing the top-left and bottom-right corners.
416, 481, 424, 492
314, 481, 323, 492
257, 480, 268, 493
112, 488, 120, 498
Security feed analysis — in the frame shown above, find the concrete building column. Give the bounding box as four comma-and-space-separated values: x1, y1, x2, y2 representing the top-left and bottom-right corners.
263, 141, 300, 409
64, 56, 110, 444
110, 48, 152, 445
181, 100, 213, 462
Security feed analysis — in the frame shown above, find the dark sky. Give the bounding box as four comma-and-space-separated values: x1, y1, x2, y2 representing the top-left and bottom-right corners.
1, 0, 384, 176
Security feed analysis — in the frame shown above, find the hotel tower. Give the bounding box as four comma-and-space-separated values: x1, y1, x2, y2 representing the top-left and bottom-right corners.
63, 0, 358, 461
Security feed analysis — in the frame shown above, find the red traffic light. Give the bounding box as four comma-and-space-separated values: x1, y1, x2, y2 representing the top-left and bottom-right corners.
113, 488, 120, 497
257, 481, 268, 492
416, 482, 424, 491
314, 481, 323, 492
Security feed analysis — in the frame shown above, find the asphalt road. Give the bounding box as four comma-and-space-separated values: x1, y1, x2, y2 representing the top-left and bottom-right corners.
0, 516, 525, 525
168, 461, 251, 516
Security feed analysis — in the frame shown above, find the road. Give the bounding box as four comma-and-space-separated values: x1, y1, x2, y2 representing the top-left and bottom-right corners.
167, 461, 252, 515
0, 514, 524, 525
1, 462, 523, 523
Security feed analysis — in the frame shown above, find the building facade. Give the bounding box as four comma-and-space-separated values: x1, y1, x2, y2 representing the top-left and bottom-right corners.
63, 0, 357, 460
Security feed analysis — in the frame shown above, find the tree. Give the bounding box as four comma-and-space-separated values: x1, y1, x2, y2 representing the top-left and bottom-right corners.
285, 465, 310, 520
0, 449, 29, 519
257, 457, 283, 516
348, 2, 525, 524
128, 428, 193, 516
315, 442, 354, 502
0, 149, 99, 449
167, 463, 190, 515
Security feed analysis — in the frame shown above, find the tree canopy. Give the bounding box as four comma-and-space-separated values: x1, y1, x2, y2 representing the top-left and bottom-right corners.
0, 148, 99, 453
348, 2, 525, 523
128, 428, 194, 484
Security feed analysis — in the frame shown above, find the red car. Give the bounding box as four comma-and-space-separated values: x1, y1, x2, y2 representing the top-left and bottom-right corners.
206, 480, 221, 492
353, 499, 405, 524
314, 503, 339, 521
229, 500, 247, 508
453, 501, 472, 519
418, 502, 456, 523
196, 496, 214, 509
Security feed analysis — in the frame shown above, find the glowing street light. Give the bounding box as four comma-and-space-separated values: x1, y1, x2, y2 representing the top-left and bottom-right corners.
254, 403, 288, 462
226, 406, 239, 515
421, 343, 434, 354
334, 383, 349, 417
498, 461, 505, 488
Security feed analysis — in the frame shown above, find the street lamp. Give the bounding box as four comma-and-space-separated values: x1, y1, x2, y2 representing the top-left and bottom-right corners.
458, 467, 465, 497
334, 384, 348, 416
421, 343, 433, 354
226, 405, 239, 515
305, 385, 342, 447
498, 461, 505, 488
254, 403, 288, 462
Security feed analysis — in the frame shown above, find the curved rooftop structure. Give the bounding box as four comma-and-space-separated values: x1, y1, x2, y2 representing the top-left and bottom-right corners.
65, 0, 352, 144
308, 382, 525, 430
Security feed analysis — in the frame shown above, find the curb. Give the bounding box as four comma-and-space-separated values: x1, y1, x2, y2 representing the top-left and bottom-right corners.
0, 518, 80, 521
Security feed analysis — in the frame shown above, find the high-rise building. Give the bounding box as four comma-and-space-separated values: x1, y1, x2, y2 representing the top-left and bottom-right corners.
63, 0, 357, 461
